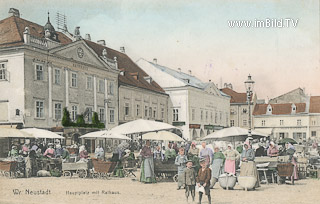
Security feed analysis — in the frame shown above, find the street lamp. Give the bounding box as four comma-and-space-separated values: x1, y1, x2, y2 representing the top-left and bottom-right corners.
244, 74, 255, 137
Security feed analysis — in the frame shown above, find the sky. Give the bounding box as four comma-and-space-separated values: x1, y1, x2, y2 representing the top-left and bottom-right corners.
1, 0, 319, 101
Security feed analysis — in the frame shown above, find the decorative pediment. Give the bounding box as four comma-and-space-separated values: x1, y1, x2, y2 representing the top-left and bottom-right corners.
204, 83, 221, 96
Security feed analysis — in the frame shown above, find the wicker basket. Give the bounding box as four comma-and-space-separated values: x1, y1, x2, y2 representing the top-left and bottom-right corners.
92, 159, 116, 173
0, 161, 17, 172
277, 163, 294, 177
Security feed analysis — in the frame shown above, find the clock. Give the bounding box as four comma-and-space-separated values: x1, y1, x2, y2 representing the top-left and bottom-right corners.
77, 47, 84, 58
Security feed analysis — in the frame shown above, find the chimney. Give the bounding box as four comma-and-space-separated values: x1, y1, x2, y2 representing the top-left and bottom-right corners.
120, 47, 125, 53
8, 8, 20, 18
209, 80, 211, 82
97, 40, 106, 46
153, 58, 157, 64
188, 70, 192, 75
178, 68, 181, 72
74, 26, 81, 40
85, 34, 91, 41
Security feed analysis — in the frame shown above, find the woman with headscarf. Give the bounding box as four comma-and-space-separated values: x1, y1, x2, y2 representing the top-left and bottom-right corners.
267, 141, 279, 157
224, 144, 240, 175
165, 143, 176, 161
140, 140, 156, 183
240, 143, 260, 188
43, 143, 55, 158
188, 142, 200, 175
210, 146, 225, 188
200, 142, 213, 168
79, 145, 89, 160
8, 145, 19, 158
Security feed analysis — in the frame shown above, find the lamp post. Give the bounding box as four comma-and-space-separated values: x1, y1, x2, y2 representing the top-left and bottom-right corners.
244, 74, 255, 138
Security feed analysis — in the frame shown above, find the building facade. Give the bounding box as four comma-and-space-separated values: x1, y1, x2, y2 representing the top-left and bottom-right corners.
136, 58, 230, 141
253, 96, 320, 142
0, 10, 119, 144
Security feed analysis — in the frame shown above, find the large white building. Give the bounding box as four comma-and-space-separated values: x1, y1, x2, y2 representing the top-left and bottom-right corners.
136, 58, 230, 141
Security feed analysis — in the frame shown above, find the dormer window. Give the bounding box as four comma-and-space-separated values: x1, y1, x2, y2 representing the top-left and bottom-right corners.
291, 104, 296, 114
266, 104, 272, 115
144, 76, 152, 83
102, 49, 107, 58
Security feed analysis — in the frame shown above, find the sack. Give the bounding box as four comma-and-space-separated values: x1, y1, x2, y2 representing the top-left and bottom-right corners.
195, 185, 205, 193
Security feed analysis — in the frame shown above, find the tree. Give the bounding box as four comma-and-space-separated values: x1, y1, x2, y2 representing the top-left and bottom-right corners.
62, 107, 71, 126
92, 112, 100, 125
76, 114, 85, 126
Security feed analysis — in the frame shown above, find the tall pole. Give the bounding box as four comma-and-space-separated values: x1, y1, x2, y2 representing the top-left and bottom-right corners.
247, 90, 252, 137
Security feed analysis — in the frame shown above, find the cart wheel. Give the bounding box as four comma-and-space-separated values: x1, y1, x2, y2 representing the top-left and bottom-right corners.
4, 171, 10, 178
173, 174, 178, 182
63, 171, 72, 178
92, 173, 100, 179
76, 169, 87, 178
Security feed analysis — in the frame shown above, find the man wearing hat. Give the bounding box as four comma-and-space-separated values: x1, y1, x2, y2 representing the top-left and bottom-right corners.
182, 160, 196, 202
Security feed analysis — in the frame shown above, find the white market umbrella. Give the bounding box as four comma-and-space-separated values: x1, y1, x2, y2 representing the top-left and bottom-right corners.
142, 131, 184, 142
80, 130, 131, 140
110, 119, 179, 135
0, 128, 34, 138
202, 127, 268, 141
21, 128, 64, 139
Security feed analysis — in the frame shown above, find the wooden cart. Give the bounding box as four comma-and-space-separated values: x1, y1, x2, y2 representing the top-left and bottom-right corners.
154, 160, 178, 182
91, 159, 118, 179
62, 161, 91, 178
0, 161, 17, 178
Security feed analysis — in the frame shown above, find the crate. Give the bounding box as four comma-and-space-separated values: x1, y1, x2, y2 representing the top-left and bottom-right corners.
92, 159, 117, 173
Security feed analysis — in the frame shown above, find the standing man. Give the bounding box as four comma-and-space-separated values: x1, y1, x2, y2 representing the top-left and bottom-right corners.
200, 142, 213, 168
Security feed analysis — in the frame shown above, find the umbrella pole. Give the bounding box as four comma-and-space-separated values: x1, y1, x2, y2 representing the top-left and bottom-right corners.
140, 132, 142, 150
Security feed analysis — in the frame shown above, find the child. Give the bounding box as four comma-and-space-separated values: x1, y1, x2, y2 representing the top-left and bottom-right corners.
175, 148, 188, 190
182, 160, 196, 202
196, 158, 212, 204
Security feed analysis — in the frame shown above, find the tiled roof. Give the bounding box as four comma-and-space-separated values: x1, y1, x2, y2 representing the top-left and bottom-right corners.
221, 88, 251, 103
0, 16, 72, 48
310, 96, 320, 113
146, 60, 208, 89
84, 40, 166, 94
253, 103, 306, 115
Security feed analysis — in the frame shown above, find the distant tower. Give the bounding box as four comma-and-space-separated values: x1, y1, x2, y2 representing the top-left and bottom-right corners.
44, 12, 57, 41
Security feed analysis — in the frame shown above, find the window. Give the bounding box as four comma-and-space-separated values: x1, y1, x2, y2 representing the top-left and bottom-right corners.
109, 109, 114, 123
54, 69, 60, 85
201, 110, 203, 121
192, 109, 195, 121
36, 101, 44, 118
36, 64, 43, 80
161, 108, 164, 119
243, 120, 247, 126
297, 119, 302, 126
242, 108, 247, 114
262, 120, 266, 126
99, 79, 105, 92
109, 82, 114, 95
153, 107, 157, 118
230, 120, 235, 127
0, 62, 7, 80
206, 111, 208, 121
71, 73, 77, 87
54, 103, 62, 120
71, 105, 77, 121
280, 120, 284, 126
136, 104, 140, 116
86, 76, 92, 90
215, 112, 218, 123
86, 107, 92, 122
312, 120, 316, 126
145, 106, 148, 117
99, 108, 105, 122
230, 109, 236, 115
226, 113, 229, 125
173, 109, 179, 122
211, 112, 213, 123
149, 107, 152, 118
125, 103, 130, 116
312, 131, 317, 137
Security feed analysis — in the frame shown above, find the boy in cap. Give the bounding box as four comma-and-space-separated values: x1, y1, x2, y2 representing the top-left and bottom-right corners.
182, 160, 196, 202
196, 158, 212, 204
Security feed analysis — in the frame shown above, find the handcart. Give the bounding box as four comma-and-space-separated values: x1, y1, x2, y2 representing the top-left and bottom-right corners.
154, 159, 178, 182
62, 160, 92, 178
277, 163, 295, 185
91, 158, 118, 179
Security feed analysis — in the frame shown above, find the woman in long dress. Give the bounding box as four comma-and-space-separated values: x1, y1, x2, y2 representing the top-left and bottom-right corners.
240, 143, 260, 188
224, 144, 240, 175
210, 146, 225, 188
140, 140, 156, 183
